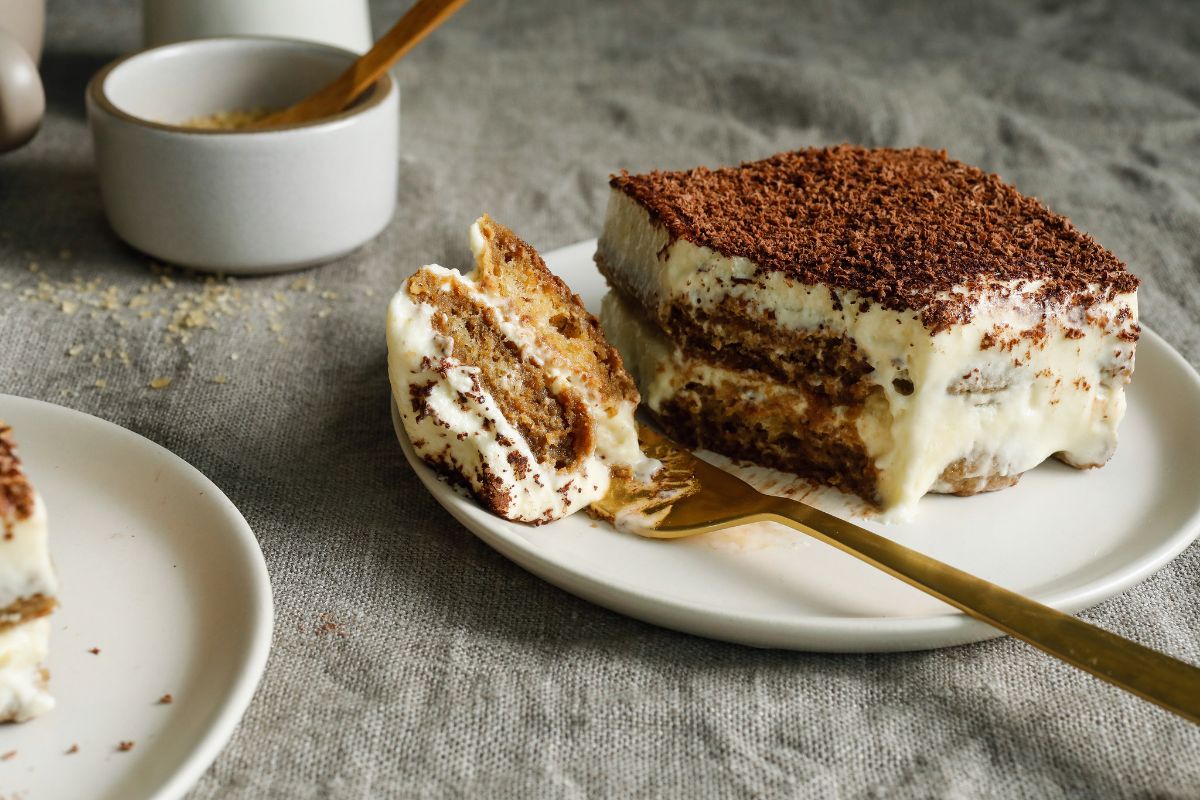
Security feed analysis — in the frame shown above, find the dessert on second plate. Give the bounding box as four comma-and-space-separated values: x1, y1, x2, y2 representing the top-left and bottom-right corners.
387, 215, 656, 524
597, 146, 1140, 518
0, 423, 58, 722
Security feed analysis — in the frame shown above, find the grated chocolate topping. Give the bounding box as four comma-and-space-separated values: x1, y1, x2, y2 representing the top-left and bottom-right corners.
611, 146, 1139, 331
0, 423, 34, 534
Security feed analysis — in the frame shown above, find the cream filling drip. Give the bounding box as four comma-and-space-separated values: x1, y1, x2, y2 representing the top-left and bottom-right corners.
0, 617, 53, 723
0, 490, 58, 613
387, 222, 651, 523
599, 189, 1138, 519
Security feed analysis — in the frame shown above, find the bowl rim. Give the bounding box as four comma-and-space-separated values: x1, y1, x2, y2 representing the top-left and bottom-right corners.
86, 35, 395, 136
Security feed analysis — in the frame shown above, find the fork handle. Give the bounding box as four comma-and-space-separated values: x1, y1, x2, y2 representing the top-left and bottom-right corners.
765, 497, 1200, 724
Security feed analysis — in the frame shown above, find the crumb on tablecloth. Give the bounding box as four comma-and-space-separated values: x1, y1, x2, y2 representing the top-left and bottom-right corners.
0, 257, 354, 400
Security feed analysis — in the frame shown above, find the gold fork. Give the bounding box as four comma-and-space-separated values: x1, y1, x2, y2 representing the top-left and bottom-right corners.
591, 424, 1200, 724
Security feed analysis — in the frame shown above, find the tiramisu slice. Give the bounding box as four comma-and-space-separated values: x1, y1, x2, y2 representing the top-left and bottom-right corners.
597, 146, 1139, 518
388, 215, 655, 524
0, 423, 57, 722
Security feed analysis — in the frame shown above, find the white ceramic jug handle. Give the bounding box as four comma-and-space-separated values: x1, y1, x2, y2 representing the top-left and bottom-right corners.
0, 29, 45, 153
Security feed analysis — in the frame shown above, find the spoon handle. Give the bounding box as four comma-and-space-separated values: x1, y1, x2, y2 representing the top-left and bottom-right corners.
767, 496, 1200, 724
260, 0, 469, 127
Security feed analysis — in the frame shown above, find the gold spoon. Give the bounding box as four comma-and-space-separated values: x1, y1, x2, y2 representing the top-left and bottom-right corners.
591, 424, 1200, 724
255, 0, 469, 128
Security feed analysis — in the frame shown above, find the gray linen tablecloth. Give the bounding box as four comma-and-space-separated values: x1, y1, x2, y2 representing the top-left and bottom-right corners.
3, 0, 1199, 796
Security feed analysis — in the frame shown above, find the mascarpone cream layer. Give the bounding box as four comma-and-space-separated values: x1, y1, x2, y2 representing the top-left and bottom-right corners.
0, 489, 57, 616
598, 189, 1138, 518
0, 617, 53, 722
388, 223, 649, 523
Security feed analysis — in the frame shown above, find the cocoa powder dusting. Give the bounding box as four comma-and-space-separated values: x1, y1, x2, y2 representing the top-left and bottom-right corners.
612, 146, 1138, 331
0, 424, 35, 536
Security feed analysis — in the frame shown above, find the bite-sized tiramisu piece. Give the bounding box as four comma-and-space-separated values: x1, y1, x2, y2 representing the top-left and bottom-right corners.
388, 215, 656, 524
597, 146, 1139, 518
0, 423, 57, 722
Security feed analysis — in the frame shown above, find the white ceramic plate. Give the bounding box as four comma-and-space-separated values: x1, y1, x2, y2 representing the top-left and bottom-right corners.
393, 239, 1200, 652
0, 395, 272, 799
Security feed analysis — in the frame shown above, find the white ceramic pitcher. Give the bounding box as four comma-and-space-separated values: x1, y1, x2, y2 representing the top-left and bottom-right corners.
0, 0, 45, 152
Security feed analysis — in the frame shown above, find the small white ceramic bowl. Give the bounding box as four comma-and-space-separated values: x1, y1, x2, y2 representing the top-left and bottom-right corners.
86, 37, 398, 274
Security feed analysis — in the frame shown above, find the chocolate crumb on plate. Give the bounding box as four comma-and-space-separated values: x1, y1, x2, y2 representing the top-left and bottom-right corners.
117, 741, 135, 752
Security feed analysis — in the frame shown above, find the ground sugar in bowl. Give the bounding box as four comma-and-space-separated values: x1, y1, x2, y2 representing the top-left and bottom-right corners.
86, 37, 399, 274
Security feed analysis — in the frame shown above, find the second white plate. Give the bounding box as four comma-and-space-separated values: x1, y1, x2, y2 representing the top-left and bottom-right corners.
394, 239, 1200, 652
0, 395, 272, 800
